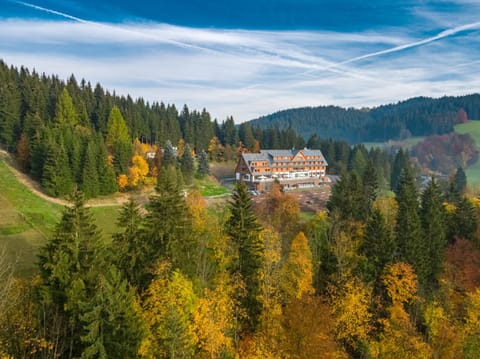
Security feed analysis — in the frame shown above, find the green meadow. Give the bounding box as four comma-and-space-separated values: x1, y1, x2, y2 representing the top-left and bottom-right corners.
0, 157, 120, 276
455, 121, 480, 189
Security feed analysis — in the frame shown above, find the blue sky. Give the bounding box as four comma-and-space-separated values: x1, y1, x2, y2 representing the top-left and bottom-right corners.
1, 0, 480, 122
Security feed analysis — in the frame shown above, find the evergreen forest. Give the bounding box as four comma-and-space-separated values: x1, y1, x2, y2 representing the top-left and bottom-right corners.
249, 96, 479, 142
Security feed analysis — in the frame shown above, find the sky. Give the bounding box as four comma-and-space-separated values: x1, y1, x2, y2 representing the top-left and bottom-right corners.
1, 1, 480, 122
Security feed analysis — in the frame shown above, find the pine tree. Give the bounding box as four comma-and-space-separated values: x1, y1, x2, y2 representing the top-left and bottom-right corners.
454, 167, 467, 195
197, 150, 210, 178
180, 143, 194, 184
362, 159, 379, 219
113, 199, 147, 289
420, 177, 447, 286
162, 140, 177, 167
143, 166, 191, 285
226, 181, 263, 331
81, 141, 100, 198
54, 88, 78, 127
106, 106, 131, 174
96, 135, 117, 195
80, 266, 144, 359
395, 165, 427, 285
38, 191, 103, 357
449, 197, 477, 243
361, 208, 395, 285
42, 139, 74, 197
391, 149, 408, 192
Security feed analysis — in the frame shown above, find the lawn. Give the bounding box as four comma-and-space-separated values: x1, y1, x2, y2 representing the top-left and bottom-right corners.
0, 157, 120, 276
455, 121, 480, 189
192, 176, 231, 197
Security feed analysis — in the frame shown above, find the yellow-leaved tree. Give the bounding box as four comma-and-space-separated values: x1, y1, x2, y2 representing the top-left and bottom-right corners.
139, 263, 197, 358
370, 262, 432, 359
280, 231, 314, 302
332, 277, 373, 353
192, 277, 238, 358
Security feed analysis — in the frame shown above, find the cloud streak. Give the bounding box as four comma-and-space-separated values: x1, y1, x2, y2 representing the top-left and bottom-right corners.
1, 0, 480, 122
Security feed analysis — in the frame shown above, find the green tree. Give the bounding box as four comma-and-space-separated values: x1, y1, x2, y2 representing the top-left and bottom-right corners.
38, 191, 103, 358
54, 88, 78, 127
196, 150, 210, 178
226, 181, 263, 331
42, 139, 74, 197
395, 165, 427, 285
96, 136, 118, 195
361, 208, 395, 285
80, 266, 144, 359
391, 149, 408, 192
180, 143, 194, 184
420, 177, 447, 286
112, 199, 146, 289
162, 140, 177, 167
106, 105, 131, 174
454, 167, 467, 195
81, 141, 100, 198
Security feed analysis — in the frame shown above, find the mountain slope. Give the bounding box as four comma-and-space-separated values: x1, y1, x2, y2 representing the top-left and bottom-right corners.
248, 94, 480, 143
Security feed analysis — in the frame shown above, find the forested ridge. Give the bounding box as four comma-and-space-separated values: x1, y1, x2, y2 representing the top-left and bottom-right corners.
249, 95, 480, 142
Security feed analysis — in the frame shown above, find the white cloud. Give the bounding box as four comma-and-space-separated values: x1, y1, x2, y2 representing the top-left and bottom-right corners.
1, 8, 480, 123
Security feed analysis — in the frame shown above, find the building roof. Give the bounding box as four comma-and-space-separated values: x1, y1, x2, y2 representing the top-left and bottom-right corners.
240, 148, 328, 166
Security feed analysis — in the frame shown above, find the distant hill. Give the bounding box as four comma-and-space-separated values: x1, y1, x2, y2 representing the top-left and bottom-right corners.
248, 95, 480, 143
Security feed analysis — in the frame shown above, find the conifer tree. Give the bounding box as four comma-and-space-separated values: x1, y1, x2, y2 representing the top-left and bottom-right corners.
449, 197, 477, 243
391, 149, 408, 192
81, 141, 99, 198
197, 150, 210, 178
38, 191, 103, 357
113, 199, 147, 289
42, 139, 74, 197
361, 208, 395, 285
362, 159, 379, 219
80, 266, 144, 358
143, 166, 191, 286
96, 135, 117, 195
106, 106, 131, 174
162, 140, 177, 167
54, 88, 78, 127
420, 177, 447, 286
226, 181, 263, 331
180, 143, 194, 184
395, 165, 427, 285
454, 167, 467, 195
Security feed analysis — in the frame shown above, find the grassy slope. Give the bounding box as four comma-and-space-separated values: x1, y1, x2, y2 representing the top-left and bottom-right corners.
0, 157, 119, 276
362, 136, 425, 150
455, 121, 480, 189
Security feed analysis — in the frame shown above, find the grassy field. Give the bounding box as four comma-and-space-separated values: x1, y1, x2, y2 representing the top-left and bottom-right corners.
192, 176, 231, 197
455, 121, 480, 189
0, 157, 120, 276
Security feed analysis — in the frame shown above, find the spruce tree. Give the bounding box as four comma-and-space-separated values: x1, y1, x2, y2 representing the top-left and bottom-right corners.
448, 197, 477, 243
362, 159, 379, 219
112, 199, 147, 289
80, 266, 144, 358
162, 140, 177, 167
81, 141, 100, 198
197, 150, 210, 178
226, 181, 263, 331
96, 135, 117, 195
54, 88, 78, 127
143, 165, 191, 286
180, 143, 194, 184
106, 106, 131, 174
391, 149, 408, 192
38, 191, 103, 357
361, 208, 395, 285
42, 139, 74, 197
420, 177, 447, 286
395, 165, 427, 285
454, 167, 467, 195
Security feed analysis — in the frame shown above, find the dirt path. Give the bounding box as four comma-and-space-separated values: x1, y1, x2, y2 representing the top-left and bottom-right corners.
0, 149, 135, 208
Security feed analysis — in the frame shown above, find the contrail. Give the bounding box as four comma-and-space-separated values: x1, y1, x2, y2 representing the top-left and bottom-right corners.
303, 21, 480, 75
11, 0, 218, 53
9, 0, 366, 79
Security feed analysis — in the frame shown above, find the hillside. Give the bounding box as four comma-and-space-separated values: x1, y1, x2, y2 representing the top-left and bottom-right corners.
249, 94, 480, 143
